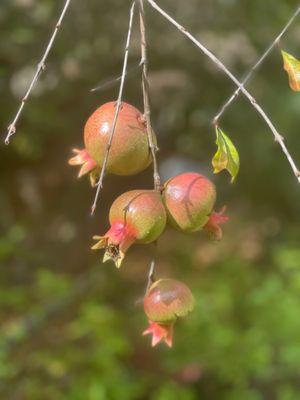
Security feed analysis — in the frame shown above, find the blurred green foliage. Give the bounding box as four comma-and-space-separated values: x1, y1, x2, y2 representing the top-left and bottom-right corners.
1, 0, 300, 399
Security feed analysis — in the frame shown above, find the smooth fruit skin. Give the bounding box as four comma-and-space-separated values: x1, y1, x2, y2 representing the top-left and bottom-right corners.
162, 172, 216, 233
143, 279, 195, 347
92, 190, 166, 268
69, 101, 155, 184
85, 101, 153, 176
144, 279, 195, 323
162, 172, 228, 239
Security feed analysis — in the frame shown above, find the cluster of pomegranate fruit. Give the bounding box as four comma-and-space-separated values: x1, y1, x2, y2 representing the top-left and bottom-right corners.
69, 101, 228, 347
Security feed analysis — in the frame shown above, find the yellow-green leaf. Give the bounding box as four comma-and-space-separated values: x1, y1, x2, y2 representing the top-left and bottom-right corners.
281, 50, 300, 92
212, 127, 240, 183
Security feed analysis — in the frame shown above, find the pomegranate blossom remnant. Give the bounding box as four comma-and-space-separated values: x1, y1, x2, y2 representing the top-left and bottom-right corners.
92, 190, 166, 268
143, 279, 195, 347
69, 101, 155, 186
162, 172, 228, 240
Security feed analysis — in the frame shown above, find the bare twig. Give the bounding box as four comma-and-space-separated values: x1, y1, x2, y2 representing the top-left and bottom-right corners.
146, 0, 300, 182
91, 1, 136, 215
213, 5, 300, 125
145, 259, 156, 294
4, 0, 72, 145
90, 61, 143, 92
139, 0, 161, 191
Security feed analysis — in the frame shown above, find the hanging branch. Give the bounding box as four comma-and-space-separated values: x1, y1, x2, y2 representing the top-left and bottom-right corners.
91, 1, 136, 215
145, 0, 300, 182
138, 0, 161, 191
4, 0, 72, 145
213, 5, 300, 125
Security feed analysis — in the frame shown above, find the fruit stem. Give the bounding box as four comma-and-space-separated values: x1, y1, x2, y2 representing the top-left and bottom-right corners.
138, 0, 162, 191
145, 259, 156, 294
90, 1, 136, 215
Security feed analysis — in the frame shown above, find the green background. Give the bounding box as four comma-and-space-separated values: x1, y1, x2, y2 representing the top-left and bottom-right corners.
1, 0, 300, 398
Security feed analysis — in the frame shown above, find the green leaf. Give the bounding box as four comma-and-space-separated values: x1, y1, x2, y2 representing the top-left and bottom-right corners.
281, 50, 300, 92
212, 127, 240, 182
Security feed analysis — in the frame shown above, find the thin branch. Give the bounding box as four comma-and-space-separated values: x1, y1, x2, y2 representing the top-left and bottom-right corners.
146, 0, 300, 182
139, 0, 161, 191
4, 0, 72, 145
213, 5, 300, 125
90, 61, 143, 92
91, 1, 136, 215
145, 259, 156, 294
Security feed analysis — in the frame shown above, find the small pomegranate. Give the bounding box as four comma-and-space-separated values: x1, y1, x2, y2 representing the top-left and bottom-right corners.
143, 279, 195, 347
69, 101, 155, 184
162, 172, 228, 240
92, 190, 166, 268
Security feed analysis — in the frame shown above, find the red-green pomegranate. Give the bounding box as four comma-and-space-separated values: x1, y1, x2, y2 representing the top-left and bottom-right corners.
92, 190, 166, 268
69, 101, 154, 184
143, 279, 195, 347
162, 172, 228, 240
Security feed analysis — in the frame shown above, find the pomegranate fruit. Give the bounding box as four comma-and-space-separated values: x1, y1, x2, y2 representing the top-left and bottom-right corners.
162, 172, 228, 240
143, 278, 195, 347
92, 190, 166, 268
69, 101, 155, 184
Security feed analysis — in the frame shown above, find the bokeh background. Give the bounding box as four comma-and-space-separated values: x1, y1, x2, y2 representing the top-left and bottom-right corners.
1, 0, 300, 399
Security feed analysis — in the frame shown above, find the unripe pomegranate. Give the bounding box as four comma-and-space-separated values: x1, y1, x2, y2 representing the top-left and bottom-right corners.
69, 101, 155, 184
143, 279, 195, 347
92, 190, 166, 268
162, 172, 228, 240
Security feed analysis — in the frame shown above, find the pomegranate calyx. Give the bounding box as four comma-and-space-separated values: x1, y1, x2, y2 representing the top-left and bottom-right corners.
143, 321, 174, 348
204, 206, 228, 241
91, 222, 136, 268
68, 148, 97, 178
